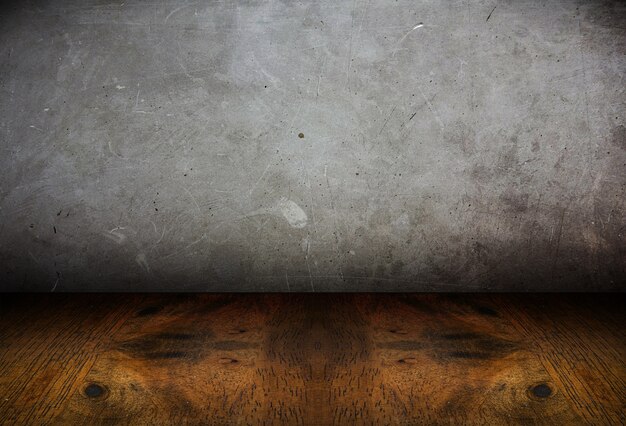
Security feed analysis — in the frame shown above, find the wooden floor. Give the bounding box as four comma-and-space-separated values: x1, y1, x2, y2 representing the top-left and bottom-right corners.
0, 294, 624, 425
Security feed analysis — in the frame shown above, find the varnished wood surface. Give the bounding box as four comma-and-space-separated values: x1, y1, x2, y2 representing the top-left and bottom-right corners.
0, 294, 624, 425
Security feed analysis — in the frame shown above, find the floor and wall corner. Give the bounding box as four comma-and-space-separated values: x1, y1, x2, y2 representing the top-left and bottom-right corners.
0, 0, 624, 424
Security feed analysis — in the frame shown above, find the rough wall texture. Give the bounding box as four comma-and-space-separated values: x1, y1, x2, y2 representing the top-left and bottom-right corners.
0, 0, 624, 291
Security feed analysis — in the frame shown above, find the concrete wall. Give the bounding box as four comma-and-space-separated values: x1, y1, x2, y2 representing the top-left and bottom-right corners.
0, 0, 624, 291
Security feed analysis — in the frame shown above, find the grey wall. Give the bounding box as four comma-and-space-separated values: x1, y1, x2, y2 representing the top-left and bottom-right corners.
0, 0, 624, 291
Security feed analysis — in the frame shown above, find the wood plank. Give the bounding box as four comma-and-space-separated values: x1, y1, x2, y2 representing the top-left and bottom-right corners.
0, 294, 623, 425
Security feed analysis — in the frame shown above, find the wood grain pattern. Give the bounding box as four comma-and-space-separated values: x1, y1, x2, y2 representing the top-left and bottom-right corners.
0, 294, 624, 425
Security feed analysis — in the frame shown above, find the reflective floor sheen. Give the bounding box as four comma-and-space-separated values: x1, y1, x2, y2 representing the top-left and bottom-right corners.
0, 294, 624, 424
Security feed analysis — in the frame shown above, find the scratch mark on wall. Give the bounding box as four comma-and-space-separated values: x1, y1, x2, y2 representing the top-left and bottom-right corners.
164, 5, 188, 24
378, 105, 397, 136
249, 165, 270, 196
183, 186, 202, 214
392, 23, 423, 57
417, 85, 444, 130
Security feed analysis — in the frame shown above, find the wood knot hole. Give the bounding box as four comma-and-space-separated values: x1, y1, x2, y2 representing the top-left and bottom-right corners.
84, 383, 106, 399
529, 383, 553, 399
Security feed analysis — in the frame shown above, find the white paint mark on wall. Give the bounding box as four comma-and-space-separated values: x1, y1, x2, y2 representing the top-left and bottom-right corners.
277, 198, 308, 228
392, 23, 424, 57
392, 212, 410, 233
103, 230, 126, 245
240, 198, 308, 229
115, 85, 126, 90
136, 253, 150, 273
